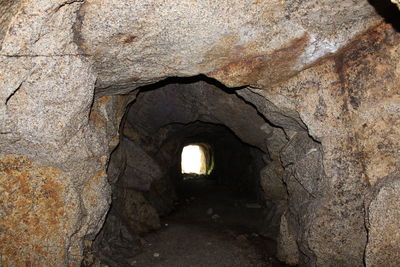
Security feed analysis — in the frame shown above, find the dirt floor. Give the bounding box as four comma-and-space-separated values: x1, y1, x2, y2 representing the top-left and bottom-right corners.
129, 177, 290, 267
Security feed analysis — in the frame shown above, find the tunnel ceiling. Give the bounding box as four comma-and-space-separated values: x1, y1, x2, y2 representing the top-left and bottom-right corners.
76, 0, 382, 92
125, 78, 287, 156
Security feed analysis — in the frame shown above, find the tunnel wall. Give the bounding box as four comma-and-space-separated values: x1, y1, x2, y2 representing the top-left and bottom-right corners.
0, 1, 399, 266
93, 115, 271, 265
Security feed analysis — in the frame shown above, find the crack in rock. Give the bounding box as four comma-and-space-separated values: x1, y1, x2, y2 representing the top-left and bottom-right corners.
5, 81, 23, 105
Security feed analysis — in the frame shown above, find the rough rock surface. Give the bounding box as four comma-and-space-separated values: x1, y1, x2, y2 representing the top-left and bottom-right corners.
260, 162, 287, 201
114, 188, 161, 233
126, 80, 276, 152
0, 1, 114, 265
0, 155, 81, 266
77, 0, 380, 91
277, 213, 299, 266
119, 137, 163, 191
244, 23, 400, 266
0, 0, 399, 266
366, 176, 400, 266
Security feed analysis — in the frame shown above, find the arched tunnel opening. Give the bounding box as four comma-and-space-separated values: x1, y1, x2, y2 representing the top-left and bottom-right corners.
181, 143, 210, 176
1, 1, 399, 266
82, 75, 322, 267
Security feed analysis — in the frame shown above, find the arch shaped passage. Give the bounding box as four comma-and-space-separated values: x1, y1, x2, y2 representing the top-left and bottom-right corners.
181, 144, 207, 174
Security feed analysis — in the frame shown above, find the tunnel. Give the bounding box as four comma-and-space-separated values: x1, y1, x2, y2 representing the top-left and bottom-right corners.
80, 76, 322, 266
1, 1, 399, 266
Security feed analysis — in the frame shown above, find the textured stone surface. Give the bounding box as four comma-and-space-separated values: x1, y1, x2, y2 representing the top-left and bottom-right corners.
253, 23, 400, 184
0, 0, 21, 49
0, 154, 110, 265
277, 213, 299, 266
280, 132, 325, 198
260, 162, 287, 201
115, 188, 161, 233
91, 212, 142, 267
0, 156, 78, 266
245, 23, 400, 266
126, 80, 275, 152
366, 176, 400, 266
119, 137, 163, 191
0, 1, 115, 265
0, 0, 399, 265
77, 0, 380, 91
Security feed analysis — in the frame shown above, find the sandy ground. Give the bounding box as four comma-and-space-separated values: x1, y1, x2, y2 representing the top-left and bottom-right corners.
130, 178, 290, 267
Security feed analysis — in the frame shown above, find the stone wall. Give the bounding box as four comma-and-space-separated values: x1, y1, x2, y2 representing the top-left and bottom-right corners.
0, 0, 399, 266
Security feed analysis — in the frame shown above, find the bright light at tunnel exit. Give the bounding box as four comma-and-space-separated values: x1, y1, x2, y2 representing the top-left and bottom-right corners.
181, 145, 206, 174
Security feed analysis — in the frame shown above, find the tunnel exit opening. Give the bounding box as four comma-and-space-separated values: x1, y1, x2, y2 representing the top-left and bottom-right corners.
181, 143, 214, 179
181, 144, 206, 174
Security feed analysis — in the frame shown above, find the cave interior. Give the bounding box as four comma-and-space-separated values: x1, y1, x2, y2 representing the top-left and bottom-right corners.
84, 76, 321, 267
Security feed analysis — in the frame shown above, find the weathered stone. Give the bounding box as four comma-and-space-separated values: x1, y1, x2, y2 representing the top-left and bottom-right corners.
126, 80, 274, 152
91, 212, 142, 267
0, 0, 22, 50
115, 188, 161, 233
0, 1, 115, 265
248, 22, 399, 266
260, 162, 287, 201
106, 144, 126, 184
280, 132, 324, 198
238, 88, 306, 134
261, 200, 287, 240
366, 176, 400, 266
77, 0, 380, 91
0, 155, 81, 266
0, 0, 399, 265
277, 213, 299, 266
119, 137, 163, 191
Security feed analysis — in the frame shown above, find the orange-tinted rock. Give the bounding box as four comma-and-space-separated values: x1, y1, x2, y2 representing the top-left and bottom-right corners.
0, 156, 75, 266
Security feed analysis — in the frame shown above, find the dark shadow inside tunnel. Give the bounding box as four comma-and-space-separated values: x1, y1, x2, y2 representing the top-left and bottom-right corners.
368, 0, 400, 31
83, 76, 305, 267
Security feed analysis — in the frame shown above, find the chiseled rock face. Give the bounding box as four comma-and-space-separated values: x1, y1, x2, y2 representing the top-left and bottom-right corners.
77, 0, 380, 92
366, 176, 400, 266
248, 23, 400, 266
0, 1, 114, 265
261, 23, 400, 186
118, 137, 163, 191
0, 156, 80, 266
125, 80, 272, 152
260, 162, 287, 201
0, 0, 399, 266
0, 0, 21, 49
114, 188, 161, 233
277, 213, 299, 266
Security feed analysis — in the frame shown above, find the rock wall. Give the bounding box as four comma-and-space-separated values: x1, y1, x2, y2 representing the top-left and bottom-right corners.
0, 0, 399, 266
1, 1, 111, 265
239, 23, 400, 266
